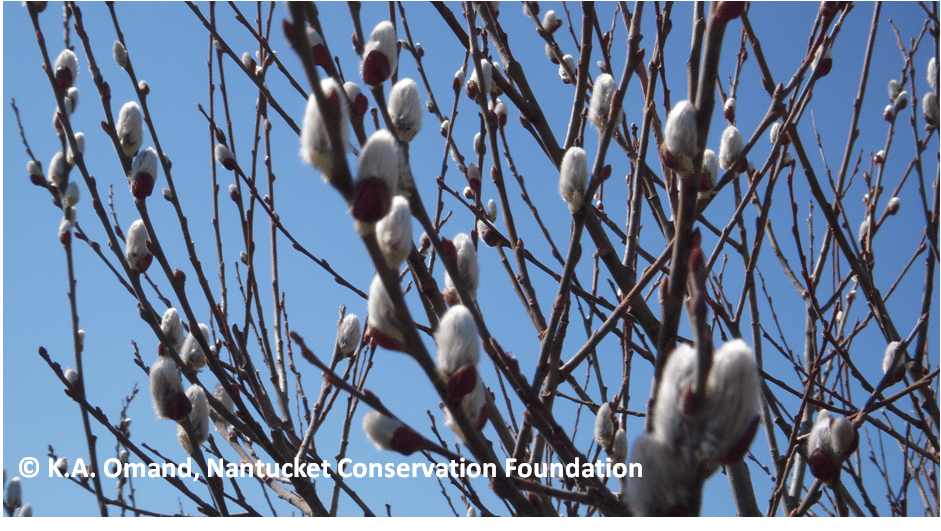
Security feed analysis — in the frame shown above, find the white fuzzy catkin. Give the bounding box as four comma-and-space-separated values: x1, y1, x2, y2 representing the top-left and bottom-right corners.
700, 339, 760, 463
48, 151, 68, 190
610, 428, 628, 464
65, 87, 79, 114
363, 411, 404, 451
558, 54, 576, 83
6, 476, 22, 510
181, 323, 211, 369
718, 125, 744, 171
435, 305, 481, 374
338, 313, 361, 356
663, 100, 698, 175
356, 129, 400, 194
376, 196, 413, 269
886, 196, 901, 216
807, 410, 833, 459
300, 78, 350, 177
176, 384, 210, 454
542, 10, 559, 32
593, 402, 615, 451
161, 308, 184, 351
888, 79, 901, 102
928, 57, 938, 94
210, 382, 235, 436
701, 149, 718, 190
588, 73, 618, 132
361, 21, 397, 86
652, 343, 696, 450
627, 434, 694, 516
130, 147, 159, 190
63, 181, 80, 208
116, 101, 144, 157
54, 48, 79, 88
125, 219, 150, 271
922, 92, 939, 125
443, 233, 480, 305
149, 354, 184, 419
367, 274, 404, 347
388, 78, 423, 142
443, 376, 488, 443
882, 341, 902, 375
66, 131, 84, 165
559, 147, 589, 213
468, 60, 493, 97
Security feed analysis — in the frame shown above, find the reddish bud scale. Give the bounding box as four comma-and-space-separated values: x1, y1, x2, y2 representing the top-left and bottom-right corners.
60, 229, 72, 247
103, 82, 111, 99
715, 2, 745, 23
721, 416, 759, 465
469, 177, 481, 194
475, 401, 490, 431
808, 448, 838, 484
56, 68, 74, 90
363, 327, 403, 351
312, 44, 330, 68
30, 174, 45, 187
230, 188, 240, 202
362, 50, 392, 86
389, 426, 424, 455
481, 228, 500, 247
131, 173, 155, 200
599, 164, 612, 181
446, 365, 479, 404
815, 58, 833, 78
353, 94, 369, 117
351, 176, 391, 223
300, 347, 316, 364
440, 238, 457, 264
137, 253, 154, 272
167, 391, 194, 421
465, 80, 479, 100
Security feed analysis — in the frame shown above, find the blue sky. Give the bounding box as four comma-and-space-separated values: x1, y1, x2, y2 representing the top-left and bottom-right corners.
3, 1, 938, 518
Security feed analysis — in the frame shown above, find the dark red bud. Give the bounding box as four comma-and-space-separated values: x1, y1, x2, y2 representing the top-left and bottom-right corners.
60, 228, 72, 247
137, 253, 154, 273
465, 80, 479, 100
446, 365, 479, 404
474, 401, 490, 430
167, 390, 193, 421
722, 416, 759, 465
362, 49, 392, 86
481, 228, 500, 247
102, 81, 111, 99
174, 268, 186, 284
312, 43, 330, 68
354, 94, 369, 117
351, 176, 391, 223
715, 2, 745, 23
30, 174, 45, 187
440, 237, 457, 264
56, 67, 74, 89
808, 448, 838, 484
390, 426, 425, 455
131, 173, 155, 200
599, 164, 612, 181
363, 326, 403, 351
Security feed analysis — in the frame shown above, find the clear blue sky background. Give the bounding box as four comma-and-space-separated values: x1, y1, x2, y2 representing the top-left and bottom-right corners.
3, 1, 938, 518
